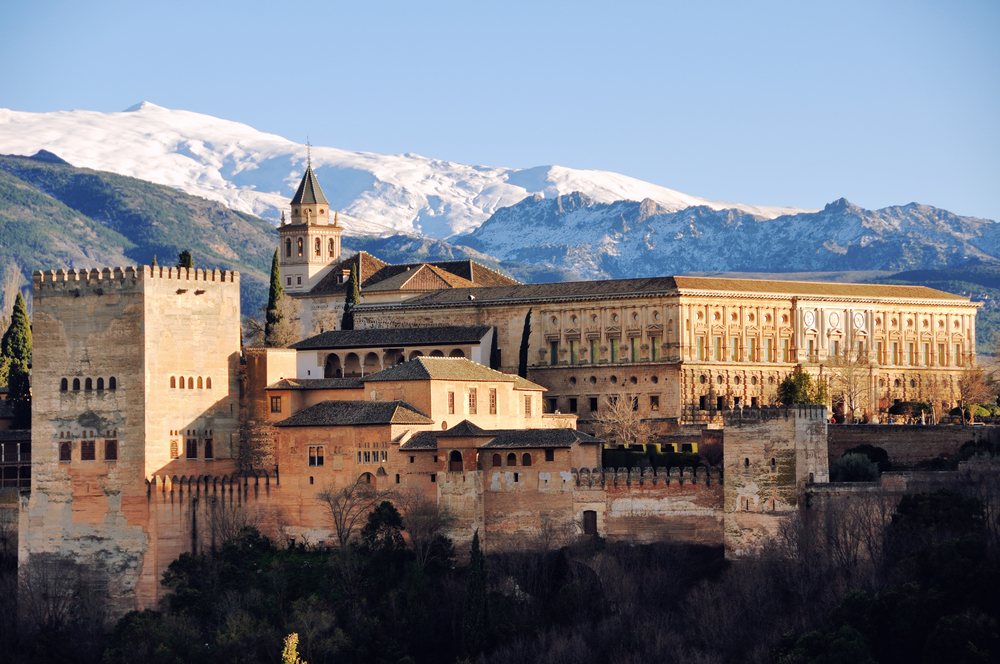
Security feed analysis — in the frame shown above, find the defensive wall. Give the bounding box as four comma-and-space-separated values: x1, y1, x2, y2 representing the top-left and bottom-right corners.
827, 424, 1000, 467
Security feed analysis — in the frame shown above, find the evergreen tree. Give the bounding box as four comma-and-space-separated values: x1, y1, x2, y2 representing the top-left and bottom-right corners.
1, 292, 31, 365
151, 255, 158, 267
341, 263, 359, 331
177, 250, 193, 269
461, 530, 488, 657
7, 359, 30, 429
489, 326, 500, 370
777, 365, 827, 406
518, 308, 532, 378
264, 249, 283, 344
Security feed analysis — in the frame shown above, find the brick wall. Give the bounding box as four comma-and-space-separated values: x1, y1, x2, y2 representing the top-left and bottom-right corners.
828, 425, 1000, 466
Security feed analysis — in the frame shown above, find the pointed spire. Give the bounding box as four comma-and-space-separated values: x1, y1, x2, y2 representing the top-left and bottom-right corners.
280, 210, 286, 225
333, 211, 339, 227
306, 136, 311, 168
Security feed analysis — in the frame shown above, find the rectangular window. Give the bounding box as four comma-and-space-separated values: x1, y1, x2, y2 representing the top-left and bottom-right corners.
489, 388, 497, 414
358, 451, 362, 463
545, 449, 555, 462
430, 474, 436, 483
448, 391, 455, 414
714, 337, 723, 361
364, 451, 371, 463
731, 337, 739, 362
569, 397, 578, 413
955, 344, 963, 366
589, 397, 598, 412
270, 396, 282, 413
908, 342, 915, 366
81, 440, 95, 461
877, 341, 885, 364
748, 337, 757, 362
831, 339, 839, 358
170, 440, 179, 460
381, 450, 387, 462
186, 439, 197, 459
630, 337, 639, 362
590, 339, 599, 363
631, 396, 639, 412
892, 342, 899, 365
782, 338, 790, 362
287, 277, 292, 286
409, 456, 415, 463
104, 440, 118, 461
524, 394, 532, 415
550, 341, 559, 365
60, 443, 72, 462
469, 388, 477, 414
939, 343, 946, 366
204, 439, 213, 460
697, 337, 706, 361
296, 276, 302, 285
766, 338, 774, 362
570, 339, 579, 365
650, 336, 660, 361
857, 341, 865, 357
610, 338, 620, 363
650, 395, 660, 411
808, 339, 816, 361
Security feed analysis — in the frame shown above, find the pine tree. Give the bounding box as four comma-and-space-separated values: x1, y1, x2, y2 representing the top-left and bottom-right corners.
265, 249, 283, 344
1, 292, 32, 365
341, 263, 359, 331
518, 308, 532, 378
177, 250, 193, 269
461, 530, 488, 657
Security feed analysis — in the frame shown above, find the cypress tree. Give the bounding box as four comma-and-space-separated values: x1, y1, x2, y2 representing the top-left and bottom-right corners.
518, 308, 532, 378
341, 262, 359, 331
264, 249, 283, 344
8, 359, 30, 429
1, 292, 32, 365
489, 326, 499, 370
151, 255, 158, 267
177, 250, 193, 269
461, 530, 488, 657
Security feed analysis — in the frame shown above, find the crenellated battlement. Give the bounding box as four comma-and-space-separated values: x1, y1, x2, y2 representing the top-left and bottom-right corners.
722, 404, 828, 426
33, 265, 239, 289
570, 465, 722, 488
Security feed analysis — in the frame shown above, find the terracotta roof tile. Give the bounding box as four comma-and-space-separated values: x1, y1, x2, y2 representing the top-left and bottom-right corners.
274, 400, 433, 427
265, 378, 363, 390
290, 166, 329, 206
363, 357, 517, 383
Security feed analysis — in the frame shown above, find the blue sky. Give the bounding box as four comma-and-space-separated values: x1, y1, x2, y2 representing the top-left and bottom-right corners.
2, 0, 998, 220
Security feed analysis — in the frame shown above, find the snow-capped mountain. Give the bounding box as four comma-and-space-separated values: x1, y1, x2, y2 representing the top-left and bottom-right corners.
0, 102, 812, 238
463, 194, 1000, 280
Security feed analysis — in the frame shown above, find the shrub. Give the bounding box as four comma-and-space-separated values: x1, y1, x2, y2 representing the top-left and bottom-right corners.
887, 400, 932, 416
830, 453, 879, 482
843, 444, 891, 472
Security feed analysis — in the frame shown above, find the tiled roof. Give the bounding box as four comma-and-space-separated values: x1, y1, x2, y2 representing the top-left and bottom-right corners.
0, 400, 13, 419
436, 420, 488, 437
309, 252, 390, 296
0, 429, 30, 441
363, 357, 516, 383
363, 264, 477, 292
290, 325, 493, 350
399, 426, 603, 450
290, 166, 330, 206
513, 376, 547, 392
266, 378, 363, 390
275, 400, 433, 427
425, 259, 520, 287
360, 275, 971, 308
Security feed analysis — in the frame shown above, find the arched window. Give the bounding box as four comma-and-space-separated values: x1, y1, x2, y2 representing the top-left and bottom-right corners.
894, 379, 901, 388
297, 237, 303, 257
60, 378, 68, 391
492, 453, 501, 467
522, 453, 532, 467
59, 443, 71, 462
449, 450, 463, 471
744, 458, 750, 467
197, 377, 203, 389
314, 238, 321, 256
170, 376, 176, 388
188, 377, 194, 389
206, 377, 212, 389
329, 238, 335, 256
507, 453, 517, 467
96, 377, 105, 390
360, 472, 373, 484
285, 238, 292, 257
179, 376, 185, 389
85, 378, 93, 391
73, 378, 80, 391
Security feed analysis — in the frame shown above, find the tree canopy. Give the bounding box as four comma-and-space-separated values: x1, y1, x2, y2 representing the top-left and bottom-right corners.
777, 365, 828, 406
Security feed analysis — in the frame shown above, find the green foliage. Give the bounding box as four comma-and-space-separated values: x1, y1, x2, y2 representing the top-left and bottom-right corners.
7, 358, 31, 428
265, 249, 283, 343
950, 405, 991, 419
176, 250, 193, 269
360, 501, 405, 556
1, 291, 31, 364
518, 308, 532, 378
830, 453, 879, 482
843, 444, 892, 472
777, 366, 826, 405
461, 530, 488, 657
489, 325, 499, 370
341, 263, 359, 331
887, 400, 933, 416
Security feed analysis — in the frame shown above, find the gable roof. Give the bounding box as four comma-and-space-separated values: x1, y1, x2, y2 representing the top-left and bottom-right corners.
266, 378, 363, 391
290, 166, 329, 206
274, 400, 433, 427
363, 357, 516, 383
513, 376, 547, 392
309, 252, 390, 296
364, 264, 477, 292
291, 325, 493, 350
399, 426, 602, 450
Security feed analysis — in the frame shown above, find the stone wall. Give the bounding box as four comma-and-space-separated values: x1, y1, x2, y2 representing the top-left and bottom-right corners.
828, 424, 1000, 466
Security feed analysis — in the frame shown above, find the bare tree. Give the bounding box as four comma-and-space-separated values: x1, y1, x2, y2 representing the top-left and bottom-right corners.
827, 348, 872, 423
243, 297, 302, 349
923, 376, 951, 424
957, 366, 995, 424
593, 389, 652, 446
207, 498, 271, 548
395, 489, 455, 566
317, 476, 392, 548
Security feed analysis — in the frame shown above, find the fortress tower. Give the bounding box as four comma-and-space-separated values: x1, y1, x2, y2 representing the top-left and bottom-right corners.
278, 164, 343, 293
21, 266, 242, 609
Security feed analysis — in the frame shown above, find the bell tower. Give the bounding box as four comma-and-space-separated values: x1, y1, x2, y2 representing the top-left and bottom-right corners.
278, 157, 343, 293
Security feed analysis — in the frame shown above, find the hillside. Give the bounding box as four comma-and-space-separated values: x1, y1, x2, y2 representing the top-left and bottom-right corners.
0, 152, 277, 310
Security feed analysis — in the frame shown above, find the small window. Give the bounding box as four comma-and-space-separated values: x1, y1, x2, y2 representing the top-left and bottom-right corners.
395, 474, 400, 484
469, 388, 477, 414
104, 440, 118, 461
285, 238, 292, 257
271, 396, 282, 413
170, 376, 176, 388
310, 476, 314, 484
507, 452, 517, 467
205, 377, 211, 389
315, 238, 321, 256
524, 394, 532, 415
197, 377, 203, 389
409, 456, 415, 463
170, 440, 179, 459
81, 441, 96, 461
744, 458, 750, 467
73, 378, 80, 391
186, 439, 197, 459
569, 397, 578, 413
489, 388, 497, 415
204, 439, 213, 460
329, 238, 335, 256
188, 377, 194, 389
522, 453, 532, 467
179, 376, 185, 389
287, 277, 292, 286
448, 391, 455, 414
513, 472, 519, 483
589, 397, 598, 412
449, 450, 463, 472
583, 510, 597, 535
59, 443, 71, 462
545, 449, 554, 462
297, 276, 302, 285
309, 446, 324, 466
97, 377, 105, 390
492, 453, 501, 466
297, 237, 303, 257
60, 378, 68, 391
85, 378, 93, 391
650, 395, 659, 411
430, 474, 437, 483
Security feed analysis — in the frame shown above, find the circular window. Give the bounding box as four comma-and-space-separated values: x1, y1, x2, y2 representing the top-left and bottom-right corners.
613, 314, 620, 323
922, 319, 928, 328
653, 312, 660, 321
610, 376, 618, 384
589, 376, 597, 384
894, 379, 901, 388
879, 379, 885, 387
953, 320, 960, 328
713, 312, 721, 321
569, 376, 577, 385
551, 316, 559, 325
632, 312, 639, 322
764, 314, 772, 324
700, 375, 707, 384
768, 377, 775, 385
751, 376, 757, 385
442, 421, 448, 430
730, 312, 738, 322
592, 315, 599, 323
630, 376, 637, 385
890, 318, 897, 327
938, 320, 944, 328
781, 314, 789, 324
696, 311, 704, 321
906, 319, 913, 327
734, 376, 741, 385
748, 313, 755, 323
717, 375, 724, 384
651, 376, 659, 384
829, 312, 840, 327
572, 315, 578, 324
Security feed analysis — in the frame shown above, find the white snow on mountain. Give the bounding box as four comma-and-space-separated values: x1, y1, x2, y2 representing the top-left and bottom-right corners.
0, 102, 813, 238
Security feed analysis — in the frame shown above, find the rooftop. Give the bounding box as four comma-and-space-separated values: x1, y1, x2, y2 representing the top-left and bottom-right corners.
290, 325, 493, 350
266, 378, 363, 391
290, 166, 329, 206
362, 357, 518, 383
400, 423, 602, 450
274, 400, 433, 427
